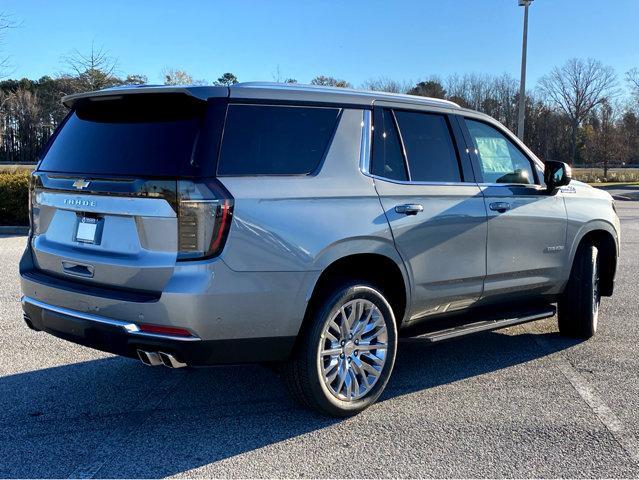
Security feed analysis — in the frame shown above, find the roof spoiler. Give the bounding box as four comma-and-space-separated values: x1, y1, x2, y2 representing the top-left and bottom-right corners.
62, 85, 229, 109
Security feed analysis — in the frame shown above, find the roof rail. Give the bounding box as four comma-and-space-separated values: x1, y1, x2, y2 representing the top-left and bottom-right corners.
233, 82, 461, 108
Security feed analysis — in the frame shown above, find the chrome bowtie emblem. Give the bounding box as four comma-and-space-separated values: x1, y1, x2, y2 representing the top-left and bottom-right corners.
72, 179, 90, 190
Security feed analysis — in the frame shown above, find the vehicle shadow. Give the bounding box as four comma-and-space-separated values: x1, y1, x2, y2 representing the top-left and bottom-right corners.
0, 328, 579, 478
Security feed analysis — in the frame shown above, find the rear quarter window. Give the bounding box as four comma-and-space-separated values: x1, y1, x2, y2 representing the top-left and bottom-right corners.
217, 104, 340, 176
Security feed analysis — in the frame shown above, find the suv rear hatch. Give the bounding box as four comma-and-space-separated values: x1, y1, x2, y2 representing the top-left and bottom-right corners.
29, 90, 231, 294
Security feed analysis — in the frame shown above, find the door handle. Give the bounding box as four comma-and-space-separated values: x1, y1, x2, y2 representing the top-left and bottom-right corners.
395, 204, 424, 215
489, 202, 511, 213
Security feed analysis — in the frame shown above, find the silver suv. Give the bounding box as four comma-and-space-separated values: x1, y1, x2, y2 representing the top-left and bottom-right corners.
20, 83, 620, 416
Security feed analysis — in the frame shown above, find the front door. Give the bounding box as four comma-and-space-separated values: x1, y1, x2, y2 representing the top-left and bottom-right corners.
369, 106, 487, 323
461, 117, 568, 300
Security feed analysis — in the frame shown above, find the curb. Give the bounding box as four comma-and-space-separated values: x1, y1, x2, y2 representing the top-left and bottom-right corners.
0, 226, 29, 235
612, 195, 634, 201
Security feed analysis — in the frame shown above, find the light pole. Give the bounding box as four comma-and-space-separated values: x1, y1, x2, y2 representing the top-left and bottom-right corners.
517, 0, 533, 141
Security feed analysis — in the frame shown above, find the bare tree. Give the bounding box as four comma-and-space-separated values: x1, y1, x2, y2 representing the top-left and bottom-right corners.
0, 89, 10, 153
61, 42, 120, 91
162, 68, 193, 85
583, 99, 626, 178
310, 75, 352, 88
492, 73, 519, 131
627, 68, 639, 103
444, 73, 496, 109
270, 66, 297, 85
443, 73, 494, 110
538, 58, 618, 164
0, 14, 17, 77
4, 88, 42, 162
361, 77, 410, 94
271, 65, 285, 83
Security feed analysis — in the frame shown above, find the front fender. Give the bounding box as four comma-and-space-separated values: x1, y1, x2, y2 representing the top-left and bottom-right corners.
563, 218, 619, 288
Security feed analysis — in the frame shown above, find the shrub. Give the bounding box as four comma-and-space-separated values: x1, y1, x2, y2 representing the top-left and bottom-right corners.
572, 168, 639, 184
0, 171, 30, 225
0, 164, 35, 174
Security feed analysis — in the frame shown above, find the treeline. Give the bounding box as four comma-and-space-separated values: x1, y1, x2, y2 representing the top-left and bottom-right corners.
1, 44, 639, 176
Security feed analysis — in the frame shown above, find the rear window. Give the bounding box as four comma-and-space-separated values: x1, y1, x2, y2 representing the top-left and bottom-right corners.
39, 94, 208, 177
217, 104, 340, 175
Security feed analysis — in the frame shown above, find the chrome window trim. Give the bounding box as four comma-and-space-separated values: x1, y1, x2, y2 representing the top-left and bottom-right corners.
21, 296, 201, 342
364, 174, 478, 188
359, 109, 372, 175
478, 182, 543, 188
477, 182, 548, 193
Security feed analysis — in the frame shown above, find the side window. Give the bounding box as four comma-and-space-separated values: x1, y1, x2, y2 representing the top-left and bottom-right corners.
465, 119, 535, 185
217, 104, 340, 175
393, 111, 462, 182
371, 109, 407, 181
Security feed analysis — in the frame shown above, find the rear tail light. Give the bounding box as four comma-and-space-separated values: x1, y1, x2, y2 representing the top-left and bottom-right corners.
177, 180, 233, 260
28, 174, 40, 235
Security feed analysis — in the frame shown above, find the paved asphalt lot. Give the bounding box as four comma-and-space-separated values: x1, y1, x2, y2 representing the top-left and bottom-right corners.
1, 199, 638, 478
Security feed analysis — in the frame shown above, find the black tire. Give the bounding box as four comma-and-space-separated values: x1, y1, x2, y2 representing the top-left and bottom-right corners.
285, 282, 398, 417
558, 243, 600, 339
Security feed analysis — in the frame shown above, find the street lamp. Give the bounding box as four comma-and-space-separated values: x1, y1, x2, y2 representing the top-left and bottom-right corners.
517, 0, 533, 141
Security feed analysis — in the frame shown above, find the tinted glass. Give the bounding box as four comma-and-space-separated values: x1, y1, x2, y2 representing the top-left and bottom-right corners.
371, 109, 407, 181
39, 94, 208, 177
466, 119, 535, 184
394, 111, 461, 182
217, 105, 340, 175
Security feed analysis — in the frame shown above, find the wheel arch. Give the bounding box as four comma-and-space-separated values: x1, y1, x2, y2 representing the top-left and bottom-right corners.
299, 250, 410, 341
567, 221, 618, 297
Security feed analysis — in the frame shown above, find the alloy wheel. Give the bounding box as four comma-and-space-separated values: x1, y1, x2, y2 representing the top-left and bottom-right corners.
317, 299, 388, 401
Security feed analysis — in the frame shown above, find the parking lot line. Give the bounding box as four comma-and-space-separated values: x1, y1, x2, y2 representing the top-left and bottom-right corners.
532, 332, 639, 465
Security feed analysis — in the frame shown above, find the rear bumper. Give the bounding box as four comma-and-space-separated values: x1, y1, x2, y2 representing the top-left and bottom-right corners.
21, 295, 295, 365
21, 241, 318, 335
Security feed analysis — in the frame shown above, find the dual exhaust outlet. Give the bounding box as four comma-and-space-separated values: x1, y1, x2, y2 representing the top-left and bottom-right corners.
137, 349, 187, 369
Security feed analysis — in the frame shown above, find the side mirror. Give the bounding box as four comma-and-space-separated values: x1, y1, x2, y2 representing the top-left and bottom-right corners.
544, 161, 571, 192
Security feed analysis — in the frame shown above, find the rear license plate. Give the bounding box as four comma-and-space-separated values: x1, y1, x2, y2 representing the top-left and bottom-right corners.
76, 217, 99, 244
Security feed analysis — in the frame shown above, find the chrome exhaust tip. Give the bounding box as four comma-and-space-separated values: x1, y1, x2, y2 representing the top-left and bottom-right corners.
137, 349, 163, 367
158, 352, 187, 369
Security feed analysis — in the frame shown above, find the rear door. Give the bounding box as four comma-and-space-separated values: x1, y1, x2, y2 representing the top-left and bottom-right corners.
30, 93, 223, 293
460, 116, 568, 299
369, 105, 487, 323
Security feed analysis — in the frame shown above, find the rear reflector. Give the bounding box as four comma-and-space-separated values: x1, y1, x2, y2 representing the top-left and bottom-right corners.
139, 324, 194, 337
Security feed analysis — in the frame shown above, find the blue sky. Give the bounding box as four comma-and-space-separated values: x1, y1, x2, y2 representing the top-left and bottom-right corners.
2, 0, 638, 89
